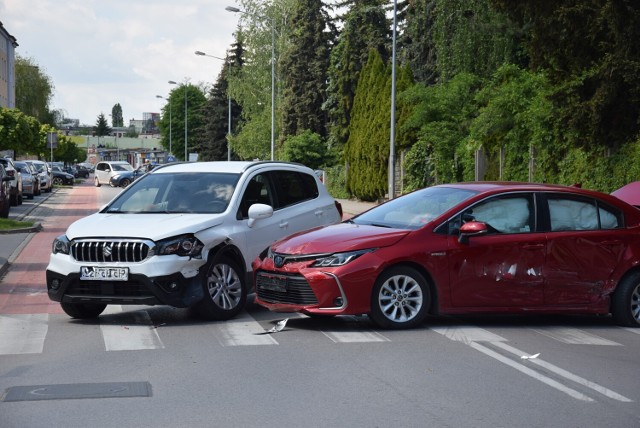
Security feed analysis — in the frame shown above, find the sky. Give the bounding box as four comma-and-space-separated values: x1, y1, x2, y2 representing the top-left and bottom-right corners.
2, 0, 240, 126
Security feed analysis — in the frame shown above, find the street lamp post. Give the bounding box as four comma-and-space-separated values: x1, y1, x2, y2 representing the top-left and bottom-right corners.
168, 80, 187, 161
156, 95, 172, 156
226, 5, 275, 161
388, 0, 398, 200
195, 50, 232, 161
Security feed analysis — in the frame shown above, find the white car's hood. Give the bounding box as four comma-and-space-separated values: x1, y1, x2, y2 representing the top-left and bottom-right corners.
65, 213, 224, 241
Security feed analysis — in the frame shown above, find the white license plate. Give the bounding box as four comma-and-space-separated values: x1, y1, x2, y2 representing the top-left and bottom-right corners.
80, 266, 129, 281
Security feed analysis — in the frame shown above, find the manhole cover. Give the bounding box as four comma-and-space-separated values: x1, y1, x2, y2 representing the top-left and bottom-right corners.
2, 381, 151, 402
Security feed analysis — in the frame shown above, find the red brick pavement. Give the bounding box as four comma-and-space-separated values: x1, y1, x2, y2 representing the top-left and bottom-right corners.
0, 183, 98, 314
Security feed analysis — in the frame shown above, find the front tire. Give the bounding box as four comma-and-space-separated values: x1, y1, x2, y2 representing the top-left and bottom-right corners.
53, 177, 63, 185
612, 272, 640, 327
94, 177, 101, 187
369, 266, 430, 329
194, 256, 246, 320
61, 302, 107, 319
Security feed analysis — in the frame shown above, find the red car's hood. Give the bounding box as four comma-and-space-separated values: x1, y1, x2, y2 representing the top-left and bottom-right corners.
272, 222, 411, 254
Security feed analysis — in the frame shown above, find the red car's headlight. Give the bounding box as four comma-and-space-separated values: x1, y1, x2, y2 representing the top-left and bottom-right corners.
311, 249, 374, 267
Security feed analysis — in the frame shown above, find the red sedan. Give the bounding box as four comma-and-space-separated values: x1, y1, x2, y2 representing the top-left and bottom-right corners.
253, 182, 640, 329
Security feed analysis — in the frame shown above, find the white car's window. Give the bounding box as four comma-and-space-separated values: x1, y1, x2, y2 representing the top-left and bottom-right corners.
105, 172, 240, 214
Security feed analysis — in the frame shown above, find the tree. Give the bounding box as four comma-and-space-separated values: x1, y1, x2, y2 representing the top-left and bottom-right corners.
15, 55, 55, 126
157, 83, 207, 160
198, 37, 244, 161
94, 113, 111, 136
281, 130, 327, 169
400, 0, 438, 85
111, 104, 124, 127
0, 107, 40, 157
279, 0, 332, 140
493, 0, 640, 150
227, 0, 296, 159
324, 0, 389, 153
344, 49, 390, 201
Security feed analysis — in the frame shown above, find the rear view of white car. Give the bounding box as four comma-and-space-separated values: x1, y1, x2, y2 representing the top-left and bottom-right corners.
46, 161, 343, 321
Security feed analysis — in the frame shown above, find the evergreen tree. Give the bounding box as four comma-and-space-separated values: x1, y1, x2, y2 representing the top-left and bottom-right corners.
94, 113, 111, 136
324, 0, 390, 153
400, 0, 438, 84
279, 0, 332, 140
344, 49, 390, 201
198, 36, 244, 161
111, 103, 124, 127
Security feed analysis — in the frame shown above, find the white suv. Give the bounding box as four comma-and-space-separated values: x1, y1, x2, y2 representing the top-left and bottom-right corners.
46, 161, 343, 320
94, 161, 134, 187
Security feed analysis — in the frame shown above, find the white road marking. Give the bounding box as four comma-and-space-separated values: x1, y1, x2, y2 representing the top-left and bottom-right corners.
493, 341, 632, 402
100, 306, 165, 351
216, 312, 278, 346
431, 325, 632, 402
0, 314, 48, 355
322, 330, 390, 343
622, 327, 640, 335
468, 341, 594, 402
531, 327, 621, 345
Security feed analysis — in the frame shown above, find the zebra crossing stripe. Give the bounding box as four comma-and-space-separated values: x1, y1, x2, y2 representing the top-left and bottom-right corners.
531, 327, 621, 345
100, 306, 165, 351
215, 312, 278, 346
0, 314, 48, 355
322, 330, 390, 343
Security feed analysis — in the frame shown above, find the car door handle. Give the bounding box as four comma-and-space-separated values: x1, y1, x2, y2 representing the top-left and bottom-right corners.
314, 209, 324, 217
279, 221, 289, 229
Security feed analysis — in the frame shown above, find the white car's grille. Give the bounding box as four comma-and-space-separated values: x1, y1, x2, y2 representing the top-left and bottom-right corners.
71, 239, 153, 263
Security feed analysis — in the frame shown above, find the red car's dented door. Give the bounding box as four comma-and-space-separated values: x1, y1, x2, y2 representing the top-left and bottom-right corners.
447, 232, 547, 308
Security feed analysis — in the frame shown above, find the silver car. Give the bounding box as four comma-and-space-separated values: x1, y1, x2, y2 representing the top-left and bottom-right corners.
14, 161, 39, 199
26, 160, 52, 193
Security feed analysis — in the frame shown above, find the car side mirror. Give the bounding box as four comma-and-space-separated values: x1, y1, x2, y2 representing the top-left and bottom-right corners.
247, 203, 273, 227
459, 221, 488, 244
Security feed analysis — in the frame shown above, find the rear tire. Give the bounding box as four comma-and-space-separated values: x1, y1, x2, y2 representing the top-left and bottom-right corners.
612, 272, 640, 327
120, 178, 131, 187
194, 256, 246, 320
61, 302, 107, 319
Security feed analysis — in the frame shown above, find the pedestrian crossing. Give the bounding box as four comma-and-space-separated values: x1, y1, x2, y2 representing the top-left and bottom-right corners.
0, 307, 636, 355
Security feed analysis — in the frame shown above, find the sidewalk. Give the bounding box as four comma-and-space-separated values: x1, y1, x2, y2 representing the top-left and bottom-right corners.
0, 191, 53, 279
336, 198, 377, 218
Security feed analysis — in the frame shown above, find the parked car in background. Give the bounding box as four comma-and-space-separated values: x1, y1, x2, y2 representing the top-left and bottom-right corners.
14, 161, 40, 199
254, 182, 640, 329
0, 157, 22, 206
27, 160, 52, 193
47, 161, 343, 321
109, 163, 157, 188
74, 164, 91, 178
51, 166, 75, 186
0, 162, 14, 218
94, 161, 133, 187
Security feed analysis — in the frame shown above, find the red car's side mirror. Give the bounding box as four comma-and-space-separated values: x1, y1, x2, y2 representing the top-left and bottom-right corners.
459, 221, 488, 244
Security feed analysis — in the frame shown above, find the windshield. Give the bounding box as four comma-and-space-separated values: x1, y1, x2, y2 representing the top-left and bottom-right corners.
104, 172, 241, 214
353, 186, 477, 230
113, 163, 134, 172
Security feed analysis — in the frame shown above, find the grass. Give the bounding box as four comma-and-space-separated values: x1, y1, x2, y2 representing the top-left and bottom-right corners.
0, 218, 35, 230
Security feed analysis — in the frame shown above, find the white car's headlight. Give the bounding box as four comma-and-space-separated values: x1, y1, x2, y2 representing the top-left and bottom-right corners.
52, 235, 71, 255
156, 235, 204, 258
311, 249, 374, 267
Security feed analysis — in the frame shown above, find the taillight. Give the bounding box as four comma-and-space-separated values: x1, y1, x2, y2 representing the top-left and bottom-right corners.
335, 200, 343, 218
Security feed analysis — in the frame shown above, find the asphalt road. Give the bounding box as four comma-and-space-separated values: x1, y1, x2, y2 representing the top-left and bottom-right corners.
1, 183, 639, 428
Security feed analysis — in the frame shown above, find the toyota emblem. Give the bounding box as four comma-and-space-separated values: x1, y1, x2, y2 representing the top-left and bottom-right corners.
274, 255, 284, 268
